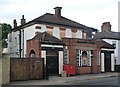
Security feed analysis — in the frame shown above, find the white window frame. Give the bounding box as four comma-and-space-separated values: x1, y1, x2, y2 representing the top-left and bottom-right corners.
76, 49, 92, 66
63, 49, 69, 64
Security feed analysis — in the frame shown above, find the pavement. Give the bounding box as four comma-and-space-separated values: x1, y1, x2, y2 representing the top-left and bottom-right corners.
7, 72, 119, 85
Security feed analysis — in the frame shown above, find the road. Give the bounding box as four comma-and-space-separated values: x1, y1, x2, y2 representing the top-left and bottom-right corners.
3, 76, 120, 87
63, 76, 119, 85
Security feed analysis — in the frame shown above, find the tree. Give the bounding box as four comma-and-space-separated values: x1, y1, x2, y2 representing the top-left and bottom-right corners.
1, 23, 12, 48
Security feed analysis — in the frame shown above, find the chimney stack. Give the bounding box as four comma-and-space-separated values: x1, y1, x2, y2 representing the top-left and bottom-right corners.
13, 19, 17, 28
21, 15, 26, 25
101, 22, 111, 32
54, 7, 62, 17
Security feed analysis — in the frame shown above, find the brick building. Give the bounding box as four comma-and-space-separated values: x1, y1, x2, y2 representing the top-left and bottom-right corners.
62, 38, 101, 74
8, 7, 116, 76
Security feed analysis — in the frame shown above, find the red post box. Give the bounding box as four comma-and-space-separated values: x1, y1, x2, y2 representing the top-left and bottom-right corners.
63, 64, 75, 76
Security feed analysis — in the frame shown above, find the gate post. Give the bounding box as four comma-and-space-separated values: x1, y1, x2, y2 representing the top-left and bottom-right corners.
1, 53, 10, 85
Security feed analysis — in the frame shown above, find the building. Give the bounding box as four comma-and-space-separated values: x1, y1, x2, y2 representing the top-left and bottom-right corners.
94, 22, 120, 72
26, 32, 64, 75
8, 7, 115, 75
8, 7, 97, 58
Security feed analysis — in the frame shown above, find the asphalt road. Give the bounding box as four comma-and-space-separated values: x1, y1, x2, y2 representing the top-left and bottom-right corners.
3, 76, 120, 87
63, 76, 119, 85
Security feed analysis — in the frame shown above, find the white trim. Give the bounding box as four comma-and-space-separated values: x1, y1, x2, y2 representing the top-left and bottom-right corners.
101, 48, 114, 51
41, 50, 46, 64
59, 51, 63, 74
111, 53, 115, 71
101, 53, 104, 72
41, 44, 63, 48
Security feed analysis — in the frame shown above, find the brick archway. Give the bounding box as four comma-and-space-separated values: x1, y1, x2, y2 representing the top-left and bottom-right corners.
29, 49, 36, 57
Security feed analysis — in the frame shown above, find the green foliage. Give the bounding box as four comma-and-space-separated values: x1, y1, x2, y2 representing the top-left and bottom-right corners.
2, 23, 12, 39
1, 23, 12, 48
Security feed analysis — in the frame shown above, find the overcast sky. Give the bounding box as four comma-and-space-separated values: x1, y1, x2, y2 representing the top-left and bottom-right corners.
0, 0, 119, 31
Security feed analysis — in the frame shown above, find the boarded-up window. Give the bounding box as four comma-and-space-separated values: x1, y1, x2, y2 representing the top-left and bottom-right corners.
46, 25, 54, 35
72, 29, 77, 38
59, 28, 66, 38
82, 31, 86, 39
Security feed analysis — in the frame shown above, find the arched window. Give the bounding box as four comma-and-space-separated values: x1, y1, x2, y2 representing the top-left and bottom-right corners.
82, 51, 87, 66
29, 50, 36, 57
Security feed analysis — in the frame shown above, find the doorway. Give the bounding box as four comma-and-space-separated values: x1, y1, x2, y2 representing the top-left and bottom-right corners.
46, 50, 59, 75
104, 51, 111, 72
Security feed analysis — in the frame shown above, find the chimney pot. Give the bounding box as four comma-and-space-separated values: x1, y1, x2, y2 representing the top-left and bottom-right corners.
13, 19, 17, 28
54, 7, 62, 17
21, 15, 26, 25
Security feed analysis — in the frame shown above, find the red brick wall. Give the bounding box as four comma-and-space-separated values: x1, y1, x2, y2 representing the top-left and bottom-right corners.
76, 67, 91, 74
26, 39, 41, 57
62, 38, 101, 74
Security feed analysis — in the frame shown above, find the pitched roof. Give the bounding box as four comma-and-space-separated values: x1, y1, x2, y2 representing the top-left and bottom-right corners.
97, 40, 115, 49
12, 13, 97, 32
94, 31, 120, 40
28, 32, 63, 45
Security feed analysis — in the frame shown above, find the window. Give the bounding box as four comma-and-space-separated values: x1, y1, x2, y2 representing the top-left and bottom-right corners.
63, 49, 69, 64
15, 37, 17, 47
47, 29, 53, 35
35, 26, 41, 29
76, 49, 82, 66
82, 51, 87, 66
59, 28, 66, 38
9, 33, 12, 42
71, 29, 77, 38
97, 51, 100, 66
87, 51, 92, 66
82, 31, 86, 39
46, 25, 54, 35
60, 30, 65, 38
72, 32, 76, 38
76, 50, 92, 66
112, 41, 116, 47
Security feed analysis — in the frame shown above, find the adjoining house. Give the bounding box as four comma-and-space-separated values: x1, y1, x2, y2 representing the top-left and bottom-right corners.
94, 22, 120, 72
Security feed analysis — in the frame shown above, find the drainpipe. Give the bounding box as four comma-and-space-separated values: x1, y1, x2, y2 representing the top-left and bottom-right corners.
19, 30, 21, 58
22, 29, 24, 57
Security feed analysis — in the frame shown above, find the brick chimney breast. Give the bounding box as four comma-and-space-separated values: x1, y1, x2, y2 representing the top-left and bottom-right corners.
101, 22, 111, 32
54, 7, 62, 17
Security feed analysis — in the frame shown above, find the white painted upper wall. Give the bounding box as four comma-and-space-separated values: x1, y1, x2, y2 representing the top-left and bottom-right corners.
8, 31, 19, 57
53, 27, 60, 39
8, 23, 83, 57
103, 39, 120, 65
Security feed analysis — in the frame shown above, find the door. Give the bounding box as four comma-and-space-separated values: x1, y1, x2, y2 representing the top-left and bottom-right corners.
29, 58, 44, 80
104, 51, 111, 72
46, 56, 59, 75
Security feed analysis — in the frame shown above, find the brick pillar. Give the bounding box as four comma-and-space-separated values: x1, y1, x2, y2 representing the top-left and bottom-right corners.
26, 39, 41, 57
91, 50, 97, 73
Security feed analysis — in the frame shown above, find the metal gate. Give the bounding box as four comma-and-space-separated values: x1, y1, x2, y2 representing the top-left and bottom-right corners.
46, 56, 59, 75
